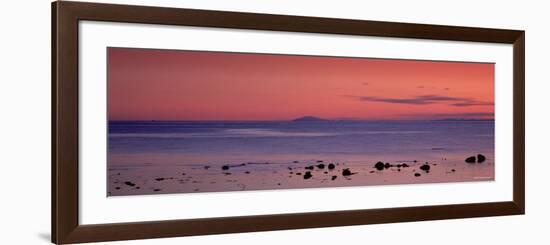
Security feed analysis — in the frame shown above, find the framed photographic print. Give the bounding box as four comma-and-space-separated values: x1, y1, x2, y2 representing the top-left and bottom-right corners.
52, 1, 525, 244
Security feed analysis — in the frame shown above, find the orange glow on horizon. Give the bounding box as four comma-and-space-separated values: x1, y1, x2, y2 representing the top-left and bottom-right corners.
108, 48, 494, 121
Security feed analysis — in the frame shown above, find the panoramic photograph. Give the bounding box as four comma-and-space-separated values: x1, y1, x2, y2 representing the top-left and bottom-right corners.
107, 47, 495, 196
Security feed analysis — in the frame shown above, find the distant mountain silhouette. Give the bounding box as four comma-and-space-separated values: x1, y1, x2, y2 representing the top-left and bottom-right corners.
292, 116, 328, 122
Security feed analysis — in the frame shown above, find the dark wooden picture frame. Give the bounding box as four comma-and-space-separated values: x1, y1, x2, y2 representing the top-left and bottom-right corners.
52, 1, 525, 244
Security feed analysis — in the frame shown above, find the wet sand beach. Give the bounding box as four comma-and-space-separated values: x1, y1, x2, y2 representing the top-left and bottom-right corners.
108, 153, 493, 196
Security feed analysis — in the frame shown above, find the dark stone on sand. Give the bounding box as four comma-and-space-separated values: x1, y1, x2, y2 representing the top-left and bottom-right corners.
155, 178, 165, 181
328, 163, 335, 170
304, 171, 313, 179
374, 161, 385, 171
288, 167, 293, 170
293, 161, 299, 163
324, 171, 328, 174
124, 181, 135, 187
317, 164, 325, 169
465, 156, 476, 163
414, 173, 421, 177
370, 171, 375, 173
477, 154, 486, 163
224, 172, 231, 175
153, 189, 161, 192
296, 172, 302, 175
245, 171, 250, 174
331, 175, 337, 180
305, 166, 314, 170
277, 183, 281, 186
317, 160, 324, 163
204, 165, 210, 170
451, 169, 456, 172
222, 165, 230, 170
419, 164, 430, 172
136, 187, 140, 189
182, 173, 186, 175
401, 163, 409, 168
115, 187, 120, 190
413, 160, 418, 163
384, 163, 391, 169
398, 169, 401, 172
342, 168, 353, 176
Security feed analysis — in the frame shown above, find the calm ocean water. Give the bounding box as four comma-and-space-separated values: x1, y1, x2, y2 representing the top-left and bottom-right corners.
107, 120, 494, 195
109, 120, 494, 165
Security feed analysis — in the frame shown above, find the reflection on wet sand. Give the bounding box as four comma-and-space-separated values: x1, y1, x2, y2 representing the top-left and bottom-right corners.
108, 154, 493, 196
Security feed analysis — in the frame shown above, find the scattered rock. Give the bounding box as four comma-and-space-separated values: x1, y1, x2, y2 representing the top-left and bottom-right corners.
296, 172, 302, 175
222, 165, 230, 170
204, 165, 210, 170
115, 187, 120, 190
401, 163, 409, 168
413, 160, 418, 163
245, 171, 250, 174
384, 163, 391, 169
414, 173, 421, 177
328, 163, 336, 170
451, 169, 456, 172
153, 189, 161, 192
293, 161, 299, 163
465, 156, 476, 163
155, 178, 165, 181
317, 163, 325, 169
304, 171, 313, 179
305, 166, 315, 170
124, 181, 135, 187
419, 164, 430, 172
369, 171, 375, 173
317, 160, 324, 163
477, 154, 486, 163
331, 175, 337, 180
288, 167, 293, 170
374, 161, 385, 171
224, 172, 231, 175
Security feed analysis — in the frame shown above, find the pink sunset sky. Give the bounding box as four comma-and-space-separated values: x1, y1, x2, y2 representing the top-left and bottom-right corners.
108, 47, 494, 121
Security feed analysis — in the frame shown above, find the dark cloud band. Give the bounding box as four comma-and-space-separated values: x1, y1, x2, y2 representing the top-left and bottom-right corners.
352, 94, 493, 107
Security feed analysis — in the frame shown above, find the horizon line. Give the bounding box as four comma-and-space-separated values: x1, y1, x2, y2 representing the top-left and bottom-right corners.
108, 118, 495, 122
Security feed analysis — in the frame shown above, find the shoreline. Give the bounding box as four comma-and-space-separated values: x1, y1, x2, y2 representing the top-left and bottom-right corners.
108, 155, 494, 196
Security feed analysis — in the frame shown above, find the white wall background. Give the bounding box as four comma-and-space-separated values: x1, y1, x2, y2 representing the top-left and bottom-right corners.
0, 0, 546, 244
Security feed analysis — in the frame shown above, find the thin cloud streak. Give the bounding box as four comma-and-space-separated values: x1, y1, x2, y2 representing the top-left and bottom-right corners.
398, 112, 494, 120
351, 94, 493, 107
